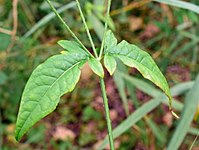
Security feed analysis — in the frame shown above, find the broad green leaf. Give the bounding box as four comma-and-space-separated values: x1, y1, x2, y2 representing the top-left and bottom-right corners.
104, 55, 116, 75
58, 40, 88, 55
107, 40, 172, 105
15, 53, 88, 141
88, 58, 104, 78
104, 30, 117, 52
168, 75, 199, 150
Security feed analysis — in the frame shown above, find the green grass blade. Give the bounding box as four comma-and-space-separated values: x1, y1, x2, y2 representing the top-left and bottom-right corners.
188, 127, 199, 136
114, 71, 129, 115
98, 98, 161, 150
145, 117, 166, 144
167, 75, 199, 150
153, 0, 199, 15
118, 71, 162, 97
23, 2, 76, 38
98, 81, 194, 150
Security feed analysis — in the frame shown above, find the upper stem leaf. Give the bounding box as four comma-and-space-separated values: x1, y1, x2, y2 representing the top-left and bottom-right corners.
104, 30, 172, 106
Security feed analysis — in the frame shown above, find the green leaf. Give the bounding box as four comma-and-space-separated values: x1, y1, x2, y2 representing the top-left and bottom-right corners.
104, 55, 116, 75
88, 58, 104, 78
104, 30, 117, 52
58, 40, 88, 55
107, 40, 172, 105
167, 75, 199, 150
15, 53, 88, 141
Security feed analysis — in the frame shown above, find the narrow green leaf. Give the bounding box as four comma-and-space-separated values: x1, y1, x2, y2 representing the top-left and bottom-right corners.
58, 40, 88, 55
114, 71, 129, 115
167, 75, 199, 150
23, 2, 76, 38
104, 54, 116, 75
108, 40, 172, 105
88, 58, 104, 78
98, 98, 161, 150
145, 117, 166, 144
15, 53, 88, 141
87, 14, 104, 41
153, 0, 199, 15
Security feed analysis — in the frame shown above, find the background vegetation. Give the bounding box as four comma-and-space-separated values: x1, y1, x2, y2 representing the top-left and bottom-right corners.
0, 0, 199, 149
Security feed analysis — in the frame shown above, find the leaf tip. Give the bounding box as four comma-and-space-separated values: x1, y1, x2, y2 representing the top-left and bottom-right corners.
14, 131, 21, 142
171, 110, 180, 119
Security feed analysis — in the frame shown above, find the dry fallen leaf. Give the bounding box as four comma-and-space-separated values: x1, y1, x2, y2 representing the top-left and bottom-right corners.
139, 24, 160, 40
53, 126, 75, 141
163, 112, 173, 127
81, 62, 93, 81
129, 16, 144, 31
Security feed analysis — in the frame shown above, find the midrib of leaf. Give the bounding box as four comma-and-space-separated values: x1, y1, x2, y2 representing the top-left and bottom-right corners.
16, 60, 84, 139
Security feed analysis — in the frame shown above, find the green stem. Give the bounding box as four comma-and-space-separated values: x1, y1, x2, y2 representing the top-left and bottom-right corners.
46, 0, 93, 57
99, 0, 112, 59
99, 77, 115, 150
75, 0, 98, 58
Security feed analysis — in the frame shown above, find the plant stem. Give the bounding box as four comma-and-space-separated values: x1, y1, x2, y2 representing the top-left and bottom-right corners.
99, 0, 112, 59
46, 0, 93, 57
75, 0, 98, 58
99, 77, 115, 150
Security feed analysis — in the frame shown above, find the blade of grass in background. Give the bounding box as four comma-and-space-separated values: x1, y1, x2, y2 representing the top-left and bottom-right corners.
98, 98, 161, 150
98, 81, 194, 150
145, 116, 166, 144
88, 14, 104, 41
0, 111, 2, 149
113, 62, 129, 116
188, 127, 199, 136
118, 71, 162, 97
114, 71, 129, 115
23, 2, 76, 38
167, 75, 199, 150
119, 71, 194, 111
153, 0, 199, 15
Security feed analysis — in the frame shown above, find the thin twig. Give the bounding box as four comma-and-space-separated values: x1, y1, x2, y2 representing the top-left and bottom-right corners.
19, 0, 35, 25
75, 0, 98, 58
110, 0, 152, 16
189, 130, 199, 150
99, 0, 112, 59
6, 0, 18, 52
46, 0, 93, 57
0, 28, 12, 35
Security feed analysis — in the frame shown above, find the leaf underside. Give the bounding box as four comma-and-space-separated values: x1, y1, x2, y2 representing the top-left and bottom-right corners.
15, 53, 88, 141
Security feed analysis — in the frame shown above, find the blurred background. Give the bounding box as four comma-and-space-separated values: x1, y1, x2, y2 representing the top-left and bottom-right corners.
0, 0, 199, 149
